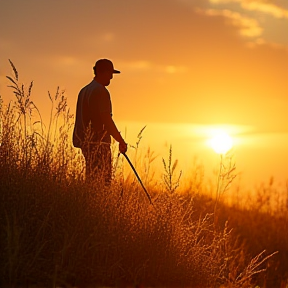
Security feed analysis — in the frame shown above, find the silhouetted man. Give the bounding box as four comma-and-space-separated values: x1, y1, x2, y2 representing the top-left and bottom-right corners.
73, 59, 127, 182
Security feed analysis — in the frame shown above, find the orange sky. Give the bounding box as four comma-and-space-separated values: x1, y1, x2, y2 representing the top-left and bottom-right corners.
0, 0, 287, 189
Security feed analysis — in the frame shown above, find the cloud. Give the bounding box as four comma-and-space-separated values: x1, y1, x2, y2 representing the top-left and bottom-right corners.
241, 1, 288, 19
164, 65, 188, 74
122, 60, 152, 71
209, 0, 237, 3
209, 0, 288, 19
119, 60, 189, 75
202, 0, 288, 48
196, 8, 263, 37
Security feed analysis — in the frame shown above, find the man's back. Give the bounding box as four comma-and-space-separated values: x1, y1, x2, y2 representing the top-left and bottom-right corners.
73, 80, 112, 148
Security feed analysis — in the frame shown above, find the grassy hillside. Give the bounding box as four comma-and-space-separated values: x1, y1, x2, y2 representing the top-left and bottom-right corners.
0, 61, 287, 288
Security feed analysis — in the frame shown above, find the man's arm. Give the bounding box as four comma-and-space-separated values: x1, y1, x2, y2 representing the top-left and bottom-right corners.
101, 112, 124, 143
101, 112, 127, 153
89, 85, 127, 153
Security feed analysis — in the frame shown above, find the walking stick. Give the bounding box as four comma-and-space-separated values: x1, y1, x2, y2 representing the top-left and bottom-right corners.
122, 153, 153, 205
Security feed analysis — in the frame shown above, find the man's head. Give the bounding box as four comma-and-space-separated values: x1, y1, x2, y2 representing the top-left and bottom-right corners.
93, 59, 120, 86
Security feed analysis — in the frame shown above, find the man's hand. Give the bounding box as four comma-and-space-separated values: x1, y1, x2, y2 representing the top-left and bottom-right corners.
119, 140, 128, 154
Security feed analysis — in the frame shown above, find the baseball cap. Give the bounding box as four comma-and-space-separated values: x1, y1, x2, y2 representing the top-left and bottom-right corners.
93, 59, 120, 74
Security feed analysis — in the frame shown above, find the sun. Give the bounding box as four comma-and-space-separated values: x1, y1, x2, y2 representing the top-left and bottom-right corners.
208, 131, 233, 154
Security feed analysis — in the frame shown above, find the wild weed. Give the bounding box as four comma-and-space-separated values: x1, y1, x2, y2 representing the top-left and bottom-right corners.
162, 144, 182, 194
213, 151, 237, 226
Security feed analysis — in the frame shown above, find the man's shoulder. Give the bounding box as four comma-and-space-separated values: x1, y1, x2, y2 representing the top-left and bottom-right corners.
80, 81, 110, 105
90, 80, 109, 94
80, 80, 107, 96
85, 79, 101, 90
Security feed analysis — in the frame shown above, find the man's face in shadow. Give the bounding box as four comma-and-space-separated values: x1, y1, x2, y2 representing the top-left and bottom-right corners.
98, 70, 113, 86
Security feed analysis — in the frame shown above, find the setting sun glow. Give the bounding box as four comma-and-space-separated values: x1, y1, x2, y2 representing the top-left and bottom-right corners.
208, 131, 233, 154
0, 0, 287, 189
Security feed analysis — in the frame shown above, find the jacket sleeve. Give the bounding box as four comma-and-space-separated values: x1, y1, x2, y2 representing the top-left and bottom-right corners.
101, 112, 125, 143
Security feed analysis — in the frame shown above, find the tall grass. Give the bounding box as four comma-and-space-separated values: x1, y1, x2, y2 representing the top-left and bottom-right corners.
0, 61, 287, 288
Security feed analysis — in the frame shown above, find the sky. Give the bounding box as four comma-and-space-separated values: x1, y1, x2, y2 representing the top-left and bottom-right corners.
0, 0, 287, 190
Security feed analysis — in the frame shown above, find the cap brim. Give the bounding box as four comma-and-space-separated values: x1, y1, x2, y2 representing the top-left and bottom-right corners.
113, 69, 120, 74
